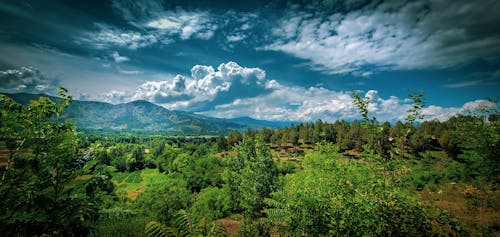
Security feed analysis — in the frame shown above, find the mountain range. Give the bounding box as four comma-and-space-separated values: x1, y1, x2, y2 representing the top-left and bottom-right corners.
3, 93, 289, 134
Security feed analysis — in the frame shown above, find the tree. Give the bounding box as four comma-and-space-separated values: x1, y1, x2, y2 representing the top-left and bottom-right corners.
227, 130, 243, 147
454, 110, 499, 183
334, 120, 351, 151
135, 177, 192, 225
215, 135, 228, 151
222, 135, 278, 221
402, 91, 425, 158
127, 146, 145, 171
0, 88, 109, 236
351, 91, 379, 155
191, 187, 230, 221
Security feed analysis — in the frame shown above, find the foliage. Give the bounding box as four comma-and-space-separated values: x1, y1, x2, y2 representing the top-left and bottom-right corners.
144, 210, 227, 237
135, 176, 192, 225
191, 187, 230, 221
0, 88, 111, 236
265, 147, 434, 236
222, 135, 279, 221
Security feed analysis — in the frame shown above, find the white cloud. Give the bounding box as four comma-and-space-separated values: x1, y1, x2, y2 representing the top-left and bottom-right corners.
78, 8, 219, 50
111, 51, 129, 63
227, 33, 246, 42
200, 85, 402, 122
264, 0, 500, 75
147, 18, 180, 29
99, 90, 129, 104
78, 23, 158, 50
116, 66, 142, 75
145, 10, 218, 40
422, 100, 497, 121
129, 62, 267, 110
201, 84, 496, 123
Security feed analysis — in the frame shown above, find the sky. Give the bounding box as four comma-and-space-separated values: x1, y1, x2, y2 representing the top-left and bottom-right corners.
0, 0, 499, 122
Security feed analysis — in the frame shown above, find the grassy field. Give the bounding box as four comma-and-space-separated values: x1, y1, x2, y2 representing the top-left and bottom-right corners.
113, 169, 166, 200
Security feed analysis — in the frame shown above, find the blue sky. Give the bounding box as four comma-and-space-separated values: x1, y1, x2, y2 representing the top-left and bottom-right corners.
0, 0, 499, 122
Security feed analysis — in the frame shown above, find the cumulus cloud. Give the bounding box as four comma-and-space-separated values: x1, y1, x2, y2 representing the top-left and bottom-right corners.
264, 0, 500, 74
201, 85, 497, 123
200, 85, 407, 122
423, 100, 497, 121
103, 62, 268, 110
0, 67, 59, 94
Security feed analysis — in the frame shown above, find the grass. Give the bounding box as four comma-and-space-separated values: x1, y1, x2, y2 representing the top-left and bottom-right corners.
112, 168, 168, 200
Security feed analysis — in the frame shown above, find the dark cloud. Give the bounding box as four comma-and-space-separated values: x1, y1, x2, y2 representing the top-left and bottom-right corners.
0, 67, 60, 94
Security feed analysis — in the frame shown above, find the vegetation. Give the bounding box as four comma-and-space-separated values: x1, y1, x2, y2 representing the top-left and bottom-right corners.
1, 91, 498, 236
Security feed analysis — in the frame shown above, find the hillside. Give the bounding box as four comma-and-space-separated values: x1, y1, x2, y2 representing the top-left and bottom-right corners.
4, 93, 246, 134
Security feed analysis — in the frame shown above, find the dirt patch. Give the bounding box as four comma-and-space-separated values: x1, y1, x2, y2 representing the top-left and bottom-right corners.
127, 183, 146, 200
345, 149, 362, 157
217, 218, 241, 235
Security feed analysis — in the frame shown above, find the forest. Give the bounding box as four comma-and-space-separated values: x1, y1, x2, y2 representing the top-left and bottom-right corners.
0, 89, 498, 236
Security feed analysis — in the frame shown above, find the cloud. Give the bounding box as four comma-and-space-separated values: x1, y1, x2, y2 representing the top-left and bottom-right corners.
145, 10, 218, 40
0, 67, 60, 94
111, 0, 218, 41
78, 7, 219, 50
115, 65, 143, 75
201, 85, 497, 123
78, 23, 158, 50
264, 0, 500, 74
111, 51, 129, 63
226, 33, 246, 42
443, 80, 484, 88
200, 86, 405, 122
101, 62, 269, 110
99, 90, 131, 104
422, 100, 497, 121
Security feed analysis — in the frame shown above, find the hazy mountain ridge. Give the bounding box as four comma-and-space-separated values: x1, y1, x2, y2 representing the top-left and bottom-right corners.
228, 116, 295, 128
4, 93, 248, 134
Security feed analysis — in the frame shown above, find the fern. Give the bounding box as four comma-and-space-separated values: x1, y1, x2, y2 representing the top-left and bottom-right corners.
145, 221, 174, 237
144, 210, 227, 237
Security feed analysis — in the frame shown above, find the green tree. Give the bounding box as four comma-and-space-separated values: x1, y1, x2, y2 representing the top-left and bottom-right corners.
135, 177, 192, 225
191, 187, 230, 221
0, 88, 108, 236
227, 130, 243, 147
351, 92, 379, 155
127, 146, 145, 171
222, 135, 278, 221
215, 134, 228, 151
402, 91, 425, 158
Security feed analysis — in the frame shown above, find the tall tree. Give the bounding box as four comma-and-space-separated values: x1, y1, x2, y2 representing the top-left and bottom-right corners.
222, 135, 278, 221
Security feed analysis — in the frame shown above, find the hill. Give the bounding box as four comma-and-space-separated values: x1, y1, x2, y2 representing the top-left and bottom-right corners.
4, 93, 246, 134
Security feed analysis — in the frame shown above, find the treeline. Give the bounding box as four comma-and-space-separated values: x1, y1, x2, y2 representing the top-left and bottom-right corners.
223, 114, 497, 158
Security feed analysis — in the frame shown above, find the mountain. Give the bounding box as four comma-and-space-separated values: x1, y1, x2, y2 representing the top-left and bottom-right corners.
4, 93, 246, 134
228, 116, 294, 129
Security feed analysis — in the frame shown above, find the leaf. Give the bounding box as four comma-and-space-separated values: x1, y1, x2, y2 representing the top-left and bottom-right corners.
145, 221, 173, 237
